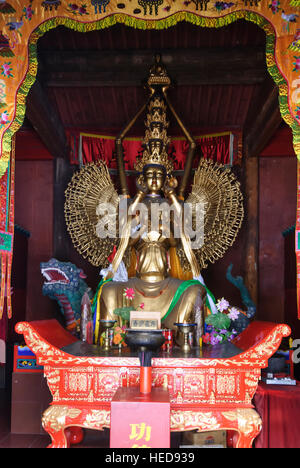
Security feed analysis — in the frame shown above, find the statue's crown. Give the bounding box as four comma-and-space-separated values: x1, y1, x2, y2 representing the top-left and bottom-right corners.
135, 95, 173, 174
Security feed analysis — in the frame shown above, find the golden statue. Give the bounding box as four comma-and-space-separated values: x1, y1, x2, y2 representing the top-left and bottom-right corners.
64, 56, 244, 345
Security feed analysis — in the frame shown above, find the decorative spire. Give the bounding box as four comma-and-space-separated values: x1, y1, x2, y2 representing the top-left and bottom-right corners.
147, 53, 171, 89
135, 56, 174, 174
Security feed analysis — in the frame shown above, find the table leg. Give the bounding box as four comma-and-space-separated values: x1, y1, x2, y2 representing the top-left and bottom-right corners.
224, 409, 262, 448
66, 427, 85, 446
42, 405, 110, 448
42, 406, 81, 448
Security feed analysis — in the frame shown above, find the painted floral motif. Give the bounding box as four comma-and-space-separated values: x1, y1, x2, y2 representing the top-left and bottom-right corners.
0, 110, 9, 127
289, 30, 300, 53
67, 3, 89, 14
296, 105, 300, 121
268, 0, 281, 13
1, 62, 13, 78
23, 1, 34, 20
293, 56, 300, 72
214, 1, 235, 12
91, 0, 110, 14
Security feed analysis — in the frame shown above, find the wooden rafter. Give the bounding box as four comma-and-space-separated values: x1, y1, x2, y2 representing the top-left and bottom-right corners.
38, 47, 267, 87
243, 76, 282, 159
26, 79, 69, 160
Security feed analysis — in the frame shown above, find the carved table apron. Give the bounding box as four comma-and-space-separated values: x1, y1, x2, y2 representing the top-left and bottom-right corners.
16, 320, 291, 448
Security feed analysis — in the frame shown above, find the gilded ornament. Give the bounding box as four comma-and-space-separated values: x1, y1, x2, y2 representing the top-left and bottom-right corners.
42, 405, 82, 432
84, 409, 110, 428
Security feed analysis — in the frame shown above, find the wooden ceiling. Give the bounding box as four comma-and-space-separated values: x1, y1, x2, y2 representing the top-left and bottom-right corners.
23, 19, 282, 160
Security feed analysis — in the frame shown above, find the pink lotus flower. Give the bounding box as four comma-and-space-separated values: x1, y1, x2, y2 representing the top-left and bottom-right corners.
123, 287, 135, 300
140, 303, 145, 310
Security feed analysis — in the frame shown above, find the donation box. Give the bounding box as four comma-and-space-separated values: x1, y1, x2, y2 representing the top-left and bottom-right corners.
110, 387, 170, 448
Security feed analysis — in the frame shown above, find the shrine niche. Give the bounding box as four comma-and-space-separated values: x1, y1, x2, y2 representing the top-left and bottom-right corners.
0, 0, 299, 450
0, 0, 299, 322
13, 54, 292, 449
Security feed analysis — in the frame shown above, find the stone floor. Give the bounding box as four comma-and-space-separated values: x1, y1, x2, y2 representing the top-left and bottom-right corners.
0, 388, 126, 447
0, 388, 183, 448
0, 387, 113, 448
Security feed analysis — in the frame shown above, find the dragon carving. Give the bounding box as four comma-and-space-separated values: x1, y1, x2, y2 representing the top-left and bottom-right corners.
41, 258, 93, 334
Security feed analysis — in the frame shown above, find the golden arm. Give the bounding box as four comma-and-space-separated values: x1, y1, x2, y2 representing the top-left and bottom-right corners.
107, 190, 146, 278
167, 189, 201, 278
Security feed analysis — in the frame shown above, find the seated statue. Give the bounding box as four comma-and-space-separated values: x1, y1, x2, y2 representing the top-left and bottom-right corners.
100, 163, 206, 331
64, 56, 244, 345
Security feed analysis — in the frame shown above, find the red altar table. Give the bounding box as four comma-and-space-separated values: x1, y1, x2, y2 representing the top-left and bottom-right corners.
253, 382, 300, 448
15, 319, 290, 448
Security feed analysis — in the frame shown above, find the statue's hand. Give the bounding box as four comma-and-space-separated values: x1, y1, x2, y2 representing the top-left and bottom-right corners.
135, 177, 148, 195
105, 270, 114, 280
163, 176, 178, 197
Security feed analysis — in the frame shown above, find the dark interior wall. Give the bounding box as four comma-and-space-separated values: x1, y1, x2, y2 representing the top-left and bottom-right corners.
258, 155, 297, 323
14, 159, 58, 322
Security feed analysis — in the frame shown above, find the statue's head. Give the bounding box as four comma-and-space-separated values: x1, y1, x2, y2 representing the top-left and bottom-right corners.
143, 164, 166, 194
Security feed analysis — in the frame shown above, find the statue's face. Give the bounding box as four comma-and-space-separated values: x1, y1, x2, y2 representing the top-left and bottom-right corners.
144, 166, 165, 194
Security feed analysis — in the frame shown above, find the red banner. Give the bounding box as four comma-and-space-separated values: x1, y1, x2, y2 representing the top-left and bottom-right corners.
0, 136, 15, 321
67, 131, 241, 168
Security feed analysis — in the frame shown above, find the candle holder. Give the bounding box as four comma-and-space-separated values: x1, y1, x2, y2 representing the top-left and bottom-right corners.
100, 319, 116, 351
174, 323, 197, 353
